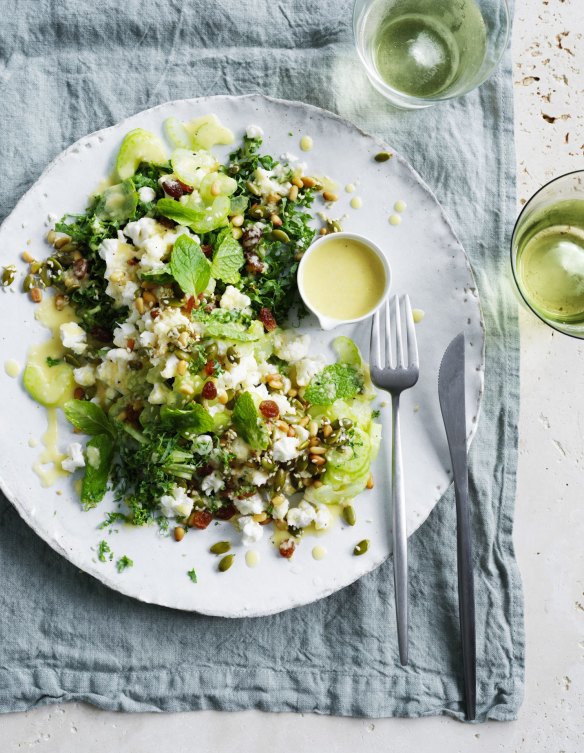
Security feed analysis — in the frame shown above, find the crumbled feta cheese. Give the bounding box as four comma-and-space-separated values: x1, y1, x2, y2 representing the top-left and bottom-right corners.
113, 321, 138, 348
98, 238, 138, 305
201, 471, 225, 496
61, 442, 85, 473
231, 437, 251, 461
234, 493, 266, 516
148, 383, 170, 405
223, 354, 262, 392
280, 152, 299, 162
254, 167, 291, 198
138, 186, 156, 204
294, 355, 326, 386
139, 331, 157, 348
161, 354, 179, 379
239, 516, 264, 546
272, 436, 300, 462
86, 445, 101, 469
246, 124, 264, 139
294, 424, 309, 443
106, 348, 134, 363
73, 364, 96, 387
123, 217, 161, 246
220, 285, 251, 311
60, 322, 87, 355
250, 470, 269, 487
274, 332, 310, 363
313, 504, 331, 530
160, 485, 193, 517
272, 496, 289, 520
286, 500, 316, 529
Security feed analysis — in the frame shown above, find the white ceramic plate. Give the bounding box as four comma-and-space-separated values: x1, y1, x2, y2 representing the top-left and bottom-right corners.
0, 95, 484, 617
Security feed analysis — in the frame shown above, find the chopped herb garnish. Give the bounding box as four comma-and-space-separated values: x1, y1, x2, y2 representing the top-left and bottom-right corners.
187, 568, 198, 583
46, 356, 62, 367
116, 555, 134, 573
97, 539, 113, 562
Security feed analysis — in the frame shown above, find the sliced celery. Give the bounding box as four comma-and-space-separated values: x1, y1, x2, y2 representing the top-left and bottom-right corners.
116, 128, 168, 180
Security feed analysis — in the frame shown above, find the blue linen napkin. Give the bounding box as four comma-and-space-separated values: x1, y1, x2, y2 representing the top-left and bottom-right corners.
0, 0, 523, 720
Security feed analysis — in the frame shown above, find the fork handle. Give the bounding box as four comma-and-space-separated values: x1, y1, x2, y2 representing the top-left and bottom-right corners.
391, 393, 408, 666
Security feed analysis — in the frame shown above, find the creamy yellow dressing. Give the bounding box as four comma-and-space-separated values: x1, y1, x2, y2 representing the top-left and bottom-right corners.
312, 545, 327, 561
4, 359, 21, 378
412, 308, 425, 323
32, 407, 68, 487
245, 550, 260, 568
389, 214, 402, 226
300, 135, 313, 152
350, 197, 363, 210
315, 175, 339, 195
394, 199, 407, 213
301, 238, 386, 320
345, 183, 356, 193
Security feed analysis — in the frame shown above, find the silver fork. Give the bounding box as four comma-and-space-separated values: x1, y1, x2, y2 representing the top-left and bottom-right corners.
370, 294, 419, 666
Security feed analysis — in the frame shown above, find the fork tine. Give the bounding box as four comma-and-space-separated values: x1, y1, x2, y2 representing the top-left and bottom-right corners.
404, 294, 419, 368
384, 296, 393, 368
394, 295, 404, 367
370, 309, 382, 367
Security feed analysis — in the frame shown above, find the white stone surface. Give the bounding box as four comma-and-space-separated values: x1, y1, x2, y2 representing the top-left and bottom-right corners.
1, 1, 583, 749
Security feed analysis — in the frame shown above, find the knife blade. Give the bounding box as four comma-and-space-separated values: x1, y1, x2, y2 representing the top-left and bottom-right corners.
438, 332, 476, 722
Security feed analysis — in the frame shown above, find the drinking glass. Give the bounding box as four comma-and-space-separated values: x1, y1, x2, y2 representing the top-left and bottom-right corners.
511, 171, 584, 339
353, 0, 510, 109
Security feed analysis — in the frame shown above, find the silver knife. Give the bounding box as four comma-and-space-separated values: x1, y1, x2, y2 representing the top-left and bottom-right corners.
438, 333, 477, 721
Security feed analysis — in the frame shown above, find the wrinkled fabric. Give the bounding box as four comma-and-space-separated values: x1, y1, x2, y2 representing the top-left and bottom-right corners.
0, 0, 522, 720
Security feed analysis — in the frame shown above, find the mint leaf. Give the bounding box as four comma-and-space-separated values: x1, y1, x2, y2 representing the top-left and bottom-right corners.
160, 404, 214, 434
116, 555, 133, 573
187, 568, 198, 583
98, 511, 127, 529
157, 196, 229, 233
304, 364, 363, 406
81, 434, 115, 510
205, 320, 263, 342
170, 234, 211, 297
211, 233, 244, 284
64, 400, 115, 438
232, 392, 269, 450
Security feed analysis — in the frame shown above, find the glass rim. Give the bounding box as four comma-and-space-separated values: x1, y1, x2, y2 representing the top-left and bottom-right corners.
352, 0, 511, 106
510, 168, 584, 340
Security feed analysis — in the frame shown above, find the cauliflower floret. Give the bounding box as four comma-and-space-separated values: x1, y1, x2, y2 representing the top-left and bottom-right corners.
60, 322, 87, 355
238, 516, 264, 546
113, 321, 138, 348
61, 442, 85, 473
201, 471, 225, 496
122, 217, 161, 247
139, 331, 157, 348
294, 356, 326, 387
223, 354, 261, 391
250, 469, 270, 487
254, 167, 291, 198
73, 364, 96, 387
96, 360, 129, 396
286, 500, 316, 529
272, 495, 289, 521
98, 238, 137, 305
234, 493, 266, 516
160, 485, 193, 517
274, 332, 310, 363
272, 436, 300, 463
220, 285, 251, 311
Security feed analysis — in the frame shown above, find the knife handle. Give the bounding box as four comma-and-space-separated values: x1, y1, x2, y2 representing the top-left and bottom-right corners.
391, 394, 408, 666
453, 472, 476, 721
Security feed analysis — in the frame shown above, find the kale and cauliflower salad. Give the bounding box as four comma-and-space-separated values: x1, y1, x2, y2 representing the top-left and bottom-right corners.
19, 115, 381, 562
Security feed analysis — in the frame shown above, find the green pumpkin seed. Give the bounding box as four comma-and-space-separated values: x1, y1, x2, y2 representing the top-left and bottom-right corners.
63, 353, 81, 367
1, 266, 16, 286
218, 554, 235, 572
261, 456, 276, 472
353, 539, 369, 556
22, 274, 36, 292
270, 229, 290, 243
343, 505, 356, 527
245, 180, 261, 196
339, 418, 353, 430
274, 468, 287, 490
298, 439, 311, 451
249, 205, 269, 220
374, 151, 392, 162
210, 541, 231, 555
295, 456, 308, 472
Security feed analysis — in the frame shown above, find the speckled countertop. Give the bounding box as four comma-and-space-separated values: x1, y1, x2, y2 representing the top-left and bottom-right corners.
2, 1, 583, 750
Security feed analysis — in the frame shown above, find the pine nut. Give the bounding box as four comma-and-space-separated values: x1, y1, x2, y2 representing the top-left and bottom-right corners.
288, 185, 299, 201
231, 214, 244, 227
276, 420, 289, 433
301, 176, 317, 188
252, 512, 268, 523
143, 290, 157, 307
366, 475, 374, 489
232, 227, 243, 240
176, 360, 188, 376
309, 445, 327, 455
217, 391, 229, 404
270, 214, 283, 227
178, 331, 189, 348
54, 235, 71, 249
323, 191, 338, 202
291, 176, 303, 188
310, 455, 326, 466
135, 297, 145, 314
174, 526, 185, 542
22, 251, 35, 263
287, 427, 296, 438
287, 388, 298, 398
299, 416, 309, 427
312, 480, 323, 488
54, 294, 68, 311
319, 227, 329, 235
308, 421, 319, 437
322, 424, 333, 438
272, 494, 286, 507
47, 230, 57, 245
210, 181, 221, 196
309, 436, 320, 447
30, 287, 42, 303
